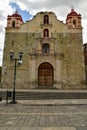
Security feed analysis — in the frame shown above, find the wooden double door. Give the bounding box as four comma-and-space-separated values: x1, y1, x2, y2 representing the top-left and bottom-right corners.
38, 62, 54, 86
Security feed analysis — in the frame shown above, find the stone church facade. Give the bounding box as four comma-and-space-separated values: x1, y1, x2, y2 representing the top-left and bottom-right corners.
2, 9, 86, 89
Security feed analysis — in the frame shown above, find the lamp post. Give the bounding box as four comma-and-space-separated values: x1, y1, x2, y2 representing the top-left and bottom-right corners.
9, 51, 23, 104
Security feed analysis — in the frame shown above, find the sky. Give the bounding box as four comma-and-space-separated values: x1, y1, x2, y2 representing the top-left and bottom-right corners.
0, 0, 87, 66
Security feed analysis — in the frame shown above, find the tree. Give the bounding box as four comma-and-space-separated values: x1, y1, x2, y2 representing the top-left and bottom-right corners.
0, 67, 2, 82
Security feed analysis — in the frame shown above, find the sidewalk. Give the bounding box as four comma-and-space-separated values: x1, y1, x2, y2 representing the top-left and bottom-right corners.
1, 99, 87, 105
0, 126, 86, 129
1, 88, 87, 92
0, 100, 87, 130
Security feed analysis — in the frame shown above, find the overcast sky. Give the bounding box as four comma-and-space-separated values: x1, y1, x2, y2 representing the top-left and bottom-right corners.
0, 0, 87, 66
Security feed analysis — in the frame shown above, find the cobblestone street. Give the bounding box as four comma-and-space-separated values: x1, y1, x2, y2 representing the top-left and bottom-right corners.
0, 100, 87, 130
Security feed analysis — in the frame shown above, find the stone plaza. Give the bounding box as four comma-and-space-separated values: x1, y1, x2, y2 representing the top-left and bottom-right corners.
0, 99, 87, 130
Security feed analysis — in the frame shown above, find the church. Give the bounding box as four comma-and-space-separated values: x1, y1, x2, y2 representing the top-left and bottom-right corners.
1, 8, 86, 89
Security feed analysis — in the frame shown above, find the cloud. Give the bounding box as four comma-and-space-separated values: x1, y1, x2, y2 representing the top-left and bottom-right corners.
9, 0, 87, 42
0, 0, 14, 66
0, 0, 87, 66
9, 0, 87, 22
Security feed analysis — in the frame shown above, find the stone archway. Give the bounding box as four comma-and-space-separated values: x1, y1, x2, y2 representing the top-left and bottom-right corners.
38, 62, 54, 87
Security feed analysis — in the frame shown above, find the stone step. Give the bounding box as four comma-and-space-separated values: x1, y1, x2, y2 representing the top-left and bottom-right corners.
0, 90, 87, 100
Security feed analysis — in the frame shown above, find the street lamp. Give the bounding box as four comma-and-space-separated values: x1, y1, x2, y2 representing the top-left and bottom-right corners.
9, 51, 23, 104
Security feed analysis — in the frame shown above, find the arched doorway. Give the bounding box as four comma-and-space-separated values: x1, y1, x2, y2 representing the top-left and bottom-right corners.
38, 62, 54, 87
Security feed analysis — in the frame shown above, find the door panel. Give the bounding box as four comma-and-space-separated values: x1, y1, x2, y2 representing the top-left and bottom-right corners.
38, 62, 54, 86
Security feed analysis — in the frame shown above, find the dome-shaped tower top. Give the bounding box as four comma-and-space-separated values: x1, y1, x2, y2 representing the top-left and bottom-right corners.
67, 8, 81, 17
7, 11, 23, 28
66, 8, 82, 28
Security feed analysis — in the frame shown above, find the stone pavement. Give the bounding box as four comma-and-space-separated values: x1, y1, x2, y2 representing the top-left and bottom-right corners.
0, 100, 87, 130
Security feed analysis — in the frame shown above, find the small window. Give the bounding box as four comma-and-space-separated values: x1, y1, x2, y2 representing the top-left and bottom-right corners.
42, 43, 50, 53
12, 40, 14, 46
43, 29, 49, 37
12, 21, 15, 27
85, 46, 87, 52
73, 20, 76, 27
44, 15, 49, 24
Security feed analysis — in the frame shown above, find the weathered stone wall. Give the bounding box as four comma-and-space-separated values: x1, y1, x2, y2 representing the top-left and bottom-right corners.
1, 11, 86, 89
60, 33, 85, 89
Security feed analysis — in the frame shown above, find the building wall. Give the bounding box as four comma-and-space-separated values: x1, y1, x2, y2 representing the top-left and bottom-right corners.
1, 11, 86, 89
84, 43, 87, 86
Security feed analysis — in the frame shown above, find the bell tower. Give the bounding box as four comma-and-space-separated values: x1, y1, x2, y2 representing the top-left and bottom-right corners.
7, 11, 23, 28
66, 8, 82, 28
